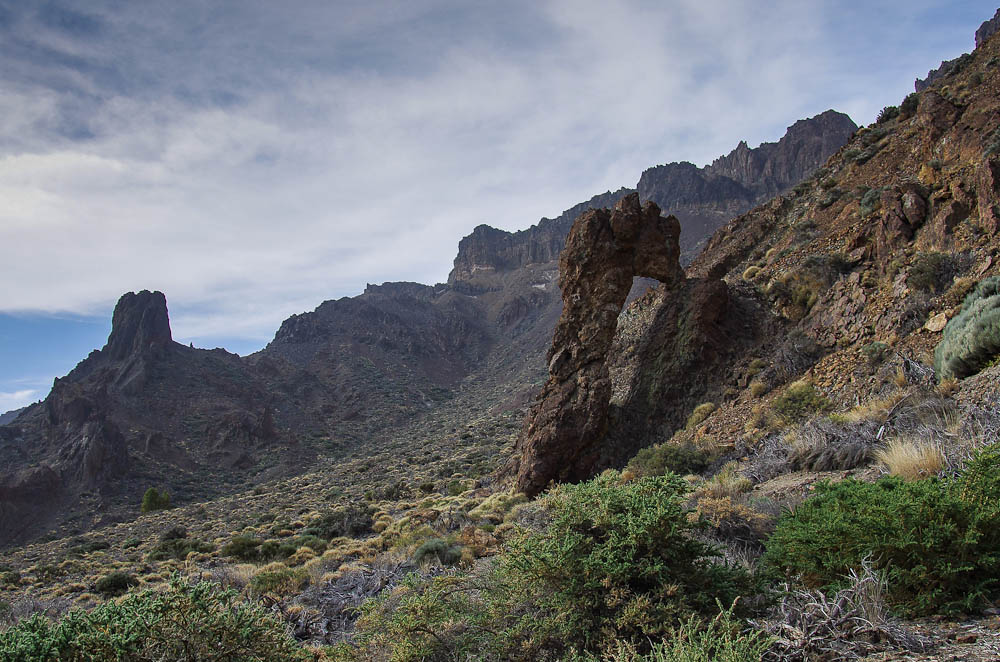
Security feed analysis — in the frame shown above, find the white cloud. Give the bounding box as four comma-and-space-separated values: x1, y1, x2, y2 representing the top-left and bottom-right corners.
0, 390, 40, 413
0, 0, 991, 348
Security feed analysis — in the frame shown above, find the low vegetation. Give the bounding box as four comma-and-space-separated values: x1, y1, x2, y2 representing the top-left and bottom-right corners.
935, 276, 1000, 379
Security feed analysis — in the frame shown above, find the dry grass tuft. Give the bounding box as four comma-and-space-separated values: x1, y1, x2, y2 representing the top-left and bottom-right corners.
874, 438, 945, 480
696, 462, 752, 500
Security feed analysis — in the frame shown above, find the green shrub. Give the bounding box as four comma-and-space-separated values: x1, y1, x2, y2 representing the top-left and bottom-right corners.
686, 402, 716, 430
627, 442, 710, 478
858, 187, 882, 216
592, 604, 773, 661
413, 538, 463, 566
66, 538, 111, 557
899, 92, 919, 118
861, 341, 890, 365
771, 381, 830, 423
934, 276, 1000, 379
292, 534, 327, 554
345, 472, 754, 660
249, 565, 308, 596
764, 469, 1000, 616
147, 531, 214, 562
140, 487, 171, 513
221, 535, 265, 562
908, 252, 954, 293
95, 572, 139, 598
875, 105, 899, 124
0, 577, 308, 662
301, 504, 374, 540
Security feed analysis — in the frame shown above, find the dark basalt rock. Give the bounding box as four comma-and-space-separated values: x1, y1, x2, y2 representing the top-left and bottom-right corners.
506, 194, 685, 497
105, 290, 172, 360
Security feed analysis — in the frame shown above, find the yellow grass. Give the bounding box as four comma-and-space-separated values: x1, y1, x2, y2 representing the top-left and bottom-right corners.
875, 438, 945, 480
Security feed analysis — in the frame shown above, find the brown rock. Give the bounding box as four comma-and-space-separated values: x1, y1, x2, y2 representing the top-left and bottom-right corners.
506, 193, 684, 497
925, 312, 948, 333
978, 158, 1000, 235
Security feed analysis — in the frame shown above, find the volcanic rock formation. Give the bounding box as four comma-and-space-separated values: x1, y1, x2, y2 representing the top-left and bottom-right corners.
508, 194, 685, 496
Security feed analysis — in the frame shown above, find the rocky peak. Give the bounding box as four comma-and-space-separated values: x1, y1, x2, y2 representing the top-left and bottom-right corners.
104, 290, 173, 361
976, 8, 1000, 48
702, 110, 858, 199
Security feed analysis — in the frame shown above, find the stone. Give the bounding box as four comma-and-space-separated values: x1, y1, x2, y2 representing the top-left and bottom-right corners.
925, 312, 948, 333
506, 193, 684, 497
105, 290, 173, 361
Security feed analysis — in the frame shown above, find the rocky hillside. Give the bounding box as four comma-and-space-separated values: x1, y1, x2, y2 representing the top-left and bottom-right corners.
503, 13, 1000, 492
0, 108, 854, 548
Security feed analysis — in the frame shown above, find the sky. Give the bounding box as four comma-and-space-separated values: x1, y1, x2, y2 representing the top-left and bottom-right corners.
0, 0, 997, 413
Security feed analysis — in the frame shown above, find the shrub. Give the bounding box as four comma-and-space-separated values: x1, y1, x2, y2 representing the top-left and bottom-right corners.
301, 504, 375, 540
874, 438, 945, 480
858, 187, 882, 216
749, 380, 769, 397
140, 487, 171, 513
771, 381, 830, 423
147, 533, 214, 562
861, 341, 890, 365
908, 252, 954, 293
685, 402, 716, 430
899, 92, 919, 118
934, 276, 1000, 379
596, 604, 773, 661
221, 535, 266, 562
413, 538, 463, 566
875, 105, 899, 124
764, 471, 1000, 616
94, 572, 139, 598
741, 265, 761, 281
249, 563, 308, 596
627, 442, 710, 478
0, 577, 308, 661
697, 462, 752, 500
346, 472, 754, 660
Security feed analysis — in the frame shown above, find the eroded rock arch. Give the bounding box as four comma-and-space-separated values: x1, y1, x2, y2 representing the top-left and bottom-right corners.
506, 193, 684, 496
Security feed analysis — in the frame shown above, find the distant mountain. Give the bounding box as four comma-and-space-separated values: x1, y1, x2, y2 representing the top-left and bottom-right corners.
0, 407, 25, 426
0, 110, 856, 547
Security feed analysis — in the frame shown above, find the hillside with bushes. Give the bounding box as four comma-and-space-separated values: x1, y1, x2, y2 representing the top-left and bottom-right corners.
3, 8, 1000, 662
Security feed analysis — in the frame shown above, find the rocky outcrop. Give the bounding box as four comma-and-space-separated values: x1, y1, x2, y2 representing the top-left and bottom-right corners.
977, 8, 1000, 48
104, 290, 173, 361
507, 194, 685, 497
638, 110, 857, 260
448, 189, 633, 293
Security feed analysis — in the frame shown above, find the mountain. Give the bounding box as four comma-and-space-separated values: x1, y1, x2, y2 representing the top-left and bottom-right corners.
0, 111, 855, 547
506, 13, 1000, 491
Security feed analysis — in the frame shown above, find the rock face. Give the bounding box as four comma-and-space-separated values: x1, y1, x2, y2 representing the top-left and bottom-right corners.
105, 290, 172, 360
977, 8, 1000, 48
507, 194, 685, 497
639, 110, 857, 261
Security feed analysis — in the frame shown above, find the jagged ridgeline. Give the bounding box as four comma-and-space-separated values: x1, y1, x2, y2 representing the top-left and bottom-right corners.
3, 8, 1000, 661
0, 109, 854, 547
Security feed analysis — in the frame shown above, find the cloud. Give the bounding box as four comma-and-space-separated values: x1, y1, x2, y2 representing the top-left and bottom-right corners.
0, 389, 39, 413
0, 0, 991, 350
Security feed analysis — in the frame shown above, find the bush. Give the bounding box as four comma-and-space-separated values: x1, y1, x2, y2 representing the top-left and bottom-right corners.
627, 442, 709, 478
413, 538, 463, 566
221, 535, 266, 562
899, 92, 919, 118
94, 572, 139, 598
875, 105, 899, 124
874, 438, 945, 480
0, 577, 308, 661
147, 530, 214, 562
771, 381, 830, 423
345, 472, 754, 660
140, 487, 171, 513
301, 504, 375, 540
934, 276, 1000, 379
908, 252, 954, 293
861, 341, 890, 365
594, 604, 773, 661
249, 564, 308, 596
685, 402, 716, 430
764, 470, 1000, 616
